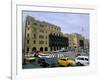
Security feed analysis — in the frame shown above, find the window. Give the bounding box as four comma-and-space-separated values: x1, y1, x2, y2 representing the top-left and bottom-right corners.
45, 41, 47, 44
45, 36, 47, 39
40, 47, 43, 51
45, 47, 48, 51
27, 40, 29, 44
34, 34, 36, 38
32, 47, 36, 51
85, 58, 88, 61
28, 27, 30, 30
39, 35, 44, 39
27, 47, 29, 52
33, 28, 37, 31
77, 58, 84, 60
40, 30, 44, 33
34, 23, 37, 25
63, 59, 66, 61
61, 59, 66, 61
33, 40, 36, 44
50, 47, 52, 51
39, 41, 44, 44
40, 24, 44, 27
27, 34, 29, 37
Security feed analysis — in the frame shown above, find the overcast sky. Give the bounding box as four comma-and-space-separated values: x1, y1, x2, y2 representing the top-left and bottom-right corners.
22, 11, 89, 39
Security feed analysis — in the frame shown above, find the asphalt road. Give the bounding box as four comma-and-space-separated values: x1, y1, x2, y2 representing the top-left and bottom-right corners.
23, 51, 89, 69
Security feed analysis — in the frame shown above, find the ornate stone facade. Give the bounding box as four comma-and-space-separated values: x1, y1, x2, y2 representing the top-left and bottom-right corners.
24, 16, 68, 53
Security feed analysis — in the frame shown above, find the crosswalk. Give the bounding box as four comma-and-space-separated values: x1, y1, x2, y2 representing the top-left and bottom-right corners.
47, 53, 66, 58
46, 52, 76, 59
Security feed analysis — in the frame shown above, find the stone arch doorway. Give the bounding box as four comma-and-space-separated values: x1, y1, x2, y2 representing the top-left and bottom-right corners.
45, 47, 48, 51
40, 47, 43, 51
32, 47, 36, 51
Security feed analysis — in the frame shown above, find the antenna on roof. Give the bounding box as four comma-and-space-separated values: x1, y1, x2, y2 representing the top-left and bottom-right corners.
81, 27, 84, 37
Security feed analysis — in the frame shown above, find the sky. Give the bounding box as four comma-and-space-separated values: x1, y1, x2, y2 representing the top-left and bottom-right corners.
22, 11, 89, 39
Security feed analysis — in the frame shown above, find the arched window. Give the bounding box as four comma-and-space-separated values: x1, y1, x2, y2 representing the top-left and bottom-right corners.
32, 47, 36, 51
40, 47, 43, 51
54, 47, 56, 51
79, 40, 84, 48
27, 47, 29, 52
50, 47, 52, 51
45, 47, 48, 51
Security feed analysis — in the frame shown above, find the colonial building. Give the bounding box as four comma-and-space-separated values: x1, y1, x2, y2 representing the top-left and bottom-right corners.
24, 16, 68, 53
65, 33, 89, 49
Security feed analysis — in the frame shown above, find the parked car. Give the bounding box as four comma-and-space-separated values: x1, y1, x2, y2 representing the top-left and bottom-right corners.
38, 54, 51, 58
38, 58, 49, 67
58, 57, 76, 67
38, 58, 58, 67
75, 56, 89, 66
24, 54, 36, 62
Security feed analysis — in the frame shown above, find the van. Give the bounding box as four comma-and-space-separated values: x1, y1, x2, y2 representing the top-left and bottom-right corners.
75, 56, 89, 66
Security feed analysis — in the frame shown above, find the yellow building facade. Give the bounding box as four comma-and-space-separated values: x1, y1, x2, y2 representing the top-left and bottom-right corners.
24, 16, 68, 53
65, 33, 89, 49
24, 16, 89, 53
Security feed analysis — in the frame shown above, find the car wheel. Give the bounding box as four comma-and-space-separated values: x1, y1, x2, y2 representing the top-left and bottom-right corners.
76, 62, 82, 66
46, 64, 49, 67
30, 60, 33, 63
67, 64, 72, 67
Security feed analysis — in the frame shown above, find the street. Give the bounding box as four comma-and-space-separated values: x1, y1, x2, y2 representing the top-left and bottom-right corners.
23, 51, 89, 69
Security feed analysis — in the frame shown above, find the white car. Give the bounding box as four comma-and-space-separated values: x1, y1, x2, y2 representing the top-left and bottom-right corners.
38, 54, 51, 58
75, 56, 89, 66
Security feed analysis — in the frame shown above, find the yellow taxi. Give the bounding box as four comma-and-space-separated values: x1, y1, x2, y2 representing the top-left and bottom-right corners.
24, 54, 36, 62
58, 57, 76, 67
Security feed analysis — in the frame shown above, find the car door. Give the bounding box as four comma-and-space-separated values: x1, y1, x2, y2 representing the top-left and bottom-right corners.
62, 59, 67, 65
84, 58, 89, 65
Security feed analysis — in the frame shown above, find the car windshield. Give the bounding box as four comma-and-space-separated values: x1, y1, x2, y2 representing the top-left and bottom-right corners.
41, 59, 45, 61
61, 59, 66, 61
77, 58, 84, 60
85, 58, 88, 61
